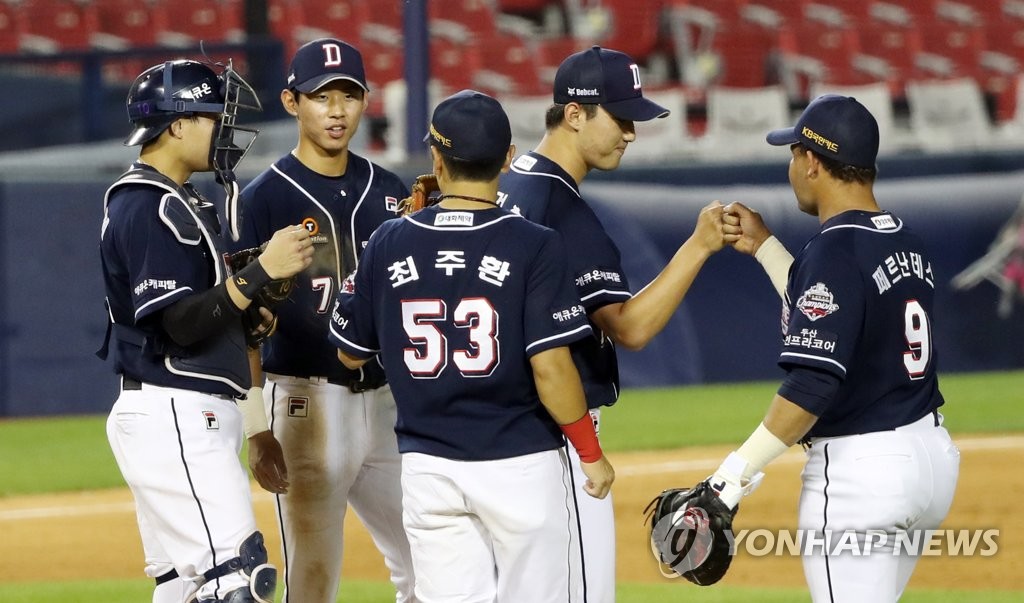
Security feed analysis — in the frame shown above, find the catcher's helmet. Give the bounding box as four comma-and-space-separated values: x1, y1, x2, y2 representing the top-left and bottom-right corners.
124, 60, 228, 146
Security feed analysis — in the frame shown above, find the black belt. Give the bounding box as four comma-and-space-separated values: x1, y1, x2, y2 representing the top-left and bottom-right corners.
327, 376, 376, 394
798, 409, 941, 449
122, 377, 239, 401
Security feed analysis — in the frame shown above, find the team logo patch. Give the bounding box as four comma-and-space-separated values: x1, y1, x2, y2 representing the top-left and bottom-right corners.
288, 397, 309, 418
871, 214, 897, 230
301, 217, 320, 236
434, 212, 474, 226
511, 155, 537, 171
203, 411, 219, 430
385, 196, 399, 212
796, 282, 839, 321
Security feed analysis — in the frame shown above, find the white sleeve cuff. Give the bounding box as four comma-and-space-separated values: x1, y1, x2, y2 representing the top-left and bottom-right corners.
239, 386, 270, 438
754, 236, 794, 299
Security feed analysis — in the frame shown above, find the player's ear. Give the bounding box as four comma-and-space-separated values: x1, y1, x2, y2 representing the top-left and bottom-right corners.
429, 146, 445, 181
805, 150, 821, 179
280, 89, 299, 117
500, 143, 516, 174
564, 103, 584, 131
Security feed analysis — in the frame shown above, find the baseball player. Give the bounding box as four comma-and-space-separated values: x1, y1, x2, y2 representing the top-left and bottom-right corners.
329, 89, 615, 603
228, 38, 416, 603
98, 59, 313, 602
497, 46, 731, 601
709, 95, 961, 601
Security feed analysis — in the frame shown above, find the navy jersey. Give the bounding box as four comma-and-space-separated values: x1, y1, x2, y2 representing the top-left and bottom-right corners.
780, 210, 945, 437
100, 163, 249, 396
498, 152, 630, 408
231, 152, 407, 384
328, 206, 592, 461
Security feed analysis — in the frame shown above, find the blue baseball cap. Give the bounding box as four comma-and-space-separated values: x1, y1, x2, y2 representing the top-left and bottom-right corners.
425, 90, 511, 162
553, 46, 669, 122
287, 38, 367, 93
766, 94, 879, 168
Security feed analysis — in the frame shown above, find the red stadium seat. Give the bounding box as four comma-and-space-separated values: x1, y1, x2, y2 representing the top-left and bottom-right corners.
430, 37, 484, 94
20, 0, 100, 53
586, 0, 665, 63
533, 35, 591, 86
853, 22, 924, 95
915, 19, 987, 79
706, 22, 782, 87
430, 0, 499, 41
473, 32, 545, 96
288, 0, 369, 45
806, 0, 879, 24
743, 0, 811, 26
0, 2, 28, 53
360, 39, 405, 91
671, 0, 748, 22
776, 21, 867, 99
158, 0, 244, 47
93, 0, 169, 49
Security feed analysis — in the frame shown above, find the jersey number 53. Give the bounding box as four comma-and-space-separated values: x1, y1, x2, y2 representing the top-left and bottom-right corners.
402, 298, 499, 379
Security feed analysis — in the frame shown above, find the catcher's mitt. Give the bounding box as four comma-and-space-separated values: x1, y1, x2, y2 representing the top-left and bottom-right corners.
644, 480, 736, 586
225, 244, 296, 347
396, 174, 440, 216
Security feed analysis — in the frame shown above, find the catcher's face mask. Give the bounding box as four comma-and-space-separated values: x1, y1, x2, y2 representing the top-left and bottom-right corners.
209, 60, 262, 241
210, 61, 261, 188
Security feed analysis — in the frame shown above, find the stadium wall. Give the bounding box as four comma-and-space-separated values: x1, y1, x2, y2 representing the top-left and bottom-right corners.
1, 167, 1021, 416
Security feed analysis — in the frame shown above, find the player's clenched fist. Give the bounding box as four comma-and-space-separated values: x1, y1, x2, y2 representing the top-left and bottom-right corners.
691, 200, 734, 254
259, 225, 314, 278
581, 456, 615, 499
723, 201, 772, 256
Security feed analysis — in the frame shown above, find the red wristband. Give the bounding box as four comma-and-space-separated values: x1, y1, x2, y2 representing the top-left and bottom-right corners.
560, 414, 603, 463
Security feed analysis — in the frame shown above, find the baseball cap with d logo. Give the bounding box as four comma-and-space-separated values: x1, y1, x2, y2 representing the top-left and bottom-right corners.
553, 46, 669, 122
766, 94, 880, 168
287, 37, 368, 93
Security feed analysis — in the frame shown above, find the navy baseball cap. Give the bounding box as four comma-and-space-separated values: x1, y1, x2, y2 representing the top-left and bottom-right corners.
287, 38, 367, 93
766, 94, 880, 168
553, 46, 669, 122
425, 90, 511, 162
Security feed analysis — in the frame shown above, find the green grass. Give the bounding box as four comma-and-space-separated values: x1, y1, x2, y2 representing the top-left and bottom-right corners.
1, 370, 1021, 496
600, 369, 1024, 452
0, 579, 1018, 603
0, 371, 1020, 601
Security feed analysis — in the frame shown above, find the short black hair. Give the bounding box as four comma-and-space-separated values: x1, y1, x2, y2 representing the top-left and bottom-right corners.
796, 144, 877, 185
544, 102, 599, 130
437, 152, 506, 183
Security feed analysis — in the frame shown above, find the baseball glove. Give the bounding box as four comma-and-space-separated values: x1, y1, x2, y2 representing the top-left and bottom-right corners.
225, 245, 296, 347
396, 174, 440, 216
644, 480, 736, 586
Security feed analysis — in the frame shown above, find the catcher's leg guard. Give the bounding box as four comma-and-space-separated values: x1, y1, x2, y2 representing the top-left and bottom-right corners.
198, 531, 277, 603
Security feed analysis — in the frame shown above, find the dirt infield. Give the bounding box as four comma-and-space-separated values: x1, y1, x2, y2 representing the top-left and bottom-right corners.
2, 436, 1021, 592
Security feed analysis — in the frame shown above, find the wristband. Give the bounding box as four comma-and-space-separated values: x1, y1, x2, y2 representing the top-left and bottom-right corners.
734, 422, 790, 478
239, 386, 270, 438
234, 259, 273, 301
753, 235, 794, 299
560, 413, 603, 463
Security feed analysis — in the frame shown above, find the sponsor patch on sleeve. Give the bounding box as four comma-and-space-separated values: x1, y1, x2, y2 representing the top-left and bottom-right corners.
796, 282, 839, 321
783, 327, 838, 354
